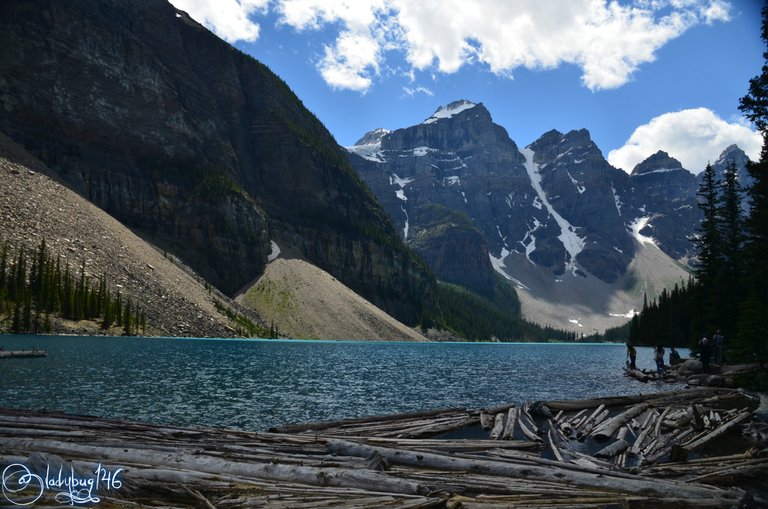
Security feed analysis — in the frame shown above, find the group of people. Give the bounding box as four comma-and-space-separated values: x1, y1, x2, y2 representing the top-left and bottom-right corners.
625, 343, 681, 373
625, 330, 725, 374
698, 330, 725, 372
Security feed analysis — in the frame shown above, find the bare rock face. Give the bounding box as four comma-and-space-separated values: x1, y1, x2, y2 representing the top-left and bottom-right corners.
408, 204, 496, 297
349, 101, 534, 295
624, 151, 700, 261
528, 129, 633, 283
349, 99, 757, 292
0, 0, 434, 324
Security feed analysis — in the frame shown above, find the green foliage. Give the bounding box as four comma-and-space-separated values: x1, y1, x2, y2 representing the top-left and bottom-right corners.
622, 279, 698, 348
627, 6, 768, 365
435, 279, 576, 342
192, 170, 246, 201
212, 298, 273, 338
0, 239, 144, 335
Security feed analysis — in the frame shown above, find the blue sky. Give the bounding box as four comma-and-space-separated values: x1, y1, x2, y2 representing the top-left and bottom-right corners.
169, 0, 764, 174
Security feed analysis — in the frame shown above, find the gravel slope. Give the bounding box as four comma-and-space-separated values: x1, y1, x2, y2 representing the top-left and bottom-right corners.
0, 136, 256, 337
237, 258, 428, 341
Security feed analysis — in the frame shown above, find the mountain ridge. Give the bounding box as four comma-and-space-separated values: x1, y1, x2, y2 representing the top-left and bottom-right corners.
347, 99, 750, 332
0, 0, 435, 326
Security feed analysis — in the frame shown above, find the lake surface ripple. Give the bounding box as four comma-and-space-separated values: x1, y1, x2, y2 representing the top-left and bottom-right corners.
0, 336, 684, 431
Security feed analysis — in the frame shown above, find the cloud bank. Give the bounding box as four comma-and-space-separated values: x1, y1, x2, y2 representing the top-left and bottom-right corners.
170, 0, 731, 92
607, 108, 762, 175
168, 0, 268, 42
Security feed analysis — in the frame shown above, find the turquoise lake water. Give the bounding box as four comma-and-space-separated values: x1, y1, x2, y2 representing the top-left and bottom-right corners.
0, 336, 686, 431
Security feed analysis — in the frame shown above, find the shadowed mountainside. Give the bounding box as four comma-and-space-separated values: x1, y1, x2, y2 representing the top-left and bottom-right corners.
0, 0, 434, 325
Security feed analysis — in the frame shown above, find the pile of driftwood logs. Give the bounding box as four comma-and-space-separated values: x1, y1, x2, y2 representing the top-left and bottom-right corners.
1, 387, 765, 508
624, 358, 752, 387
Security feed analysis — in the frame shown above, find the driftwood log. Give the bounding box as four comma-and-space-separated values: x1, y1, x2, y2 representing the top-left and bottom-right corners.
0, 387, 764, 508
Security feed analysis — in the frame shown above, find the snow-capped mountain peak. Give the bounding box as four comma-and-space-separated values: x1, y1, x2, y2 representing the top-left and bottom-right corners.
423, 100, 477, 124
346, 128, 391, 163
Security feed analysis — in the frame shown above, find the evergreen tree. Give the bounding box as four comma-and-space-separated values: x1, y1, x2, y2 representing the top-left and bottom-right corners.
692, 163, 724, 336
718, 161, 744, 330
736, 2, 768, 366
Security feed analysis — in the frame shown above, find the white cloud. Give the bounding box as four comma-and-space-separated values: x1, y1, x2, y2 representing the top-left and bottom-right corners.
319, 30, 380, 91
169, 1, 732, 93
168, 0, 267, 42
273, 0, 730, 92
607, 108, 762, 175
402, 85, 433, 97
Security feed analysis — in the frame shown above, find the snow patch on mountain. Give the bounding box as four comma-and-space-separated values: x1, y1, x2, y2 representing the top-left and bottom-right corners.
348, 143, 386, 162
347, 128, 390, 162
390, 174, 413, 188
521, 218, 543, 263
413, 146, 434, 157
629, 216, 658, 247
520, 147, 586, 274
423, 100, 477, 124
267, 240, 281, 262
401, 205, 409, 239
567, 170, 586, 193
633, 167, 684, 176
489, 248, 529, 290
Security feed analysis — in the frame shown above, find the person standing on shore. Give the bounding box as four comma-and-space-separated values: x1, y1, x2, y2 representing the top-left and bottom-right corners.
626, 343, 637, 370
669, 346, 681, 365
713, 330, 725, 366
699, 336, 712, 373
654, 345, 665, 374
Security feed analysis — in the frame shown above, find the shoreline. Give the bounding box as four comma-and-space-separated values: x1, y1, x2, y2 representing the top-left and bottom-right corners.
0, 332, 626, 345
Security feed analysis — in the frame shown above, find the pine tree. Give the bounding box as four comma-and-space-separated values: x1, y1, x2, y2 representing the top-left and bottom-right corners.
692, 162, 725, 336
736, 2, 768, 366
718, 161, 744, 331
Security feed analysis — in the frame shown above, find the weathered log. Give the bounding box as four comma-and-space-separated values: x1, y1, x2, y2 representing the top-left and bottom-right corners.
547, 427, 564, 462
629, 414, 656, 456
576, 405, 606, 440
501, 407, 517, 440
517, 415, 544, 443
480, 412, 495, 431
352, 437, 539, 452
325, 439, 743, 504
520, 403, 540, 434
489, 413, 506, 440
692, 405, 706, 432
655, 407, 671, 437
682, 410, 751, 452
4, 437, 431, 496
594, 439, 630, 458
591, 403, 649, 442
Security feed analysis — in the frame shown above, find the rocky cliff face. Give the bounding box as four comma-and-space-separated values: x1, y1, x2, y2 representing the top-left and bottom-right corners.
623, 151, 700, 260
349, 101, 536, 296
347, 100, 752, 331
0, 0, 434, 323
528, 129, 633, 283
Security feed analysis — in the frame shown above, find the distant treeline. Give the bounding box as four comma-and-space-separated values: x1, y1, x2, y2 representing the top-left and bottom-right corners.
436, 276, 580, 342
607, 8, 768, 366
0, 239, 145, 335
606, 155, 766, 365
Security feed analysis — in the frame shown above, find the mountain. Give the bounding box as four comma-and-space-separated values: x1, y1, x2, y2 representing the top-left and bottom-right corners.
625, 150, 700, 261
347, 100, 750, 332
349, 100, 532, 297
0, 133, 254, 337
710, 144, 754, 211
236, 258, 428, 341
0, 0, 434, 325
